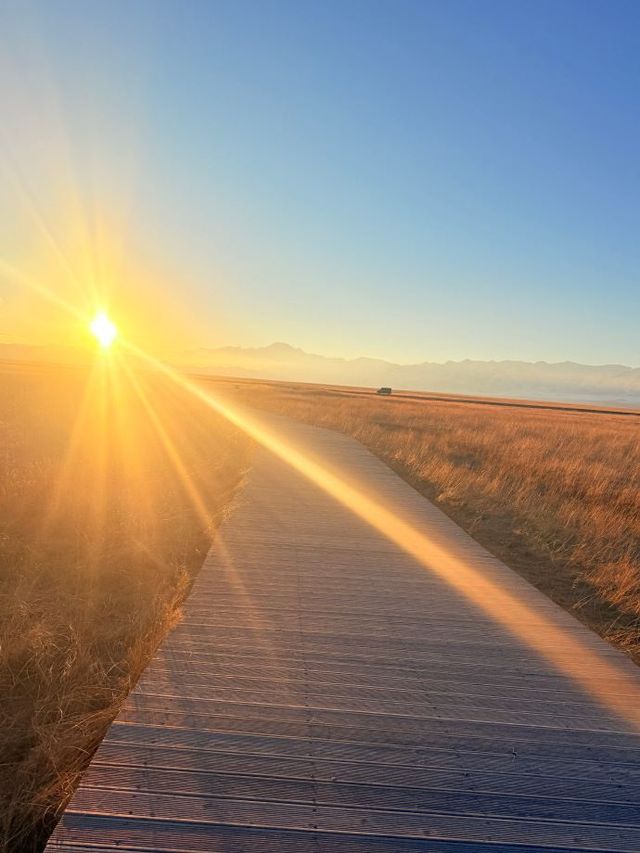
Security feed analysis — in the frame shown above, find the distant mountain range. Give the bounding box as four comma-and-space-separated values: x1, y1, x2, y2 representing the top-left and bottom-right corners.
180, 342, 640, 406
3, 340, 640, 406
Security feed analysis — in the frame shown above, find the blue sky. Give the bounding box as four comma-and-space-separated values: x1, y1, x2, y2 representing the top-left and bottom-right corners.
1, 0, 639, 364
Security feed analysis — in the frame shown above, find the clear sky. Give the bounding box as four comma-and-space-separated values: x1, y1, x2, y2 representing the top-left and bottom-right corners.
1, 0, 638, 365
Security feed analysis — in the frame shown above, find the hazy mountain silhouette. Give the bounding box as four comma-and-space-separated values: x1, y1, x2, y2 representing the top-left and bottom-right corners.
181, 342, 640, 405
3, 340, 639, 405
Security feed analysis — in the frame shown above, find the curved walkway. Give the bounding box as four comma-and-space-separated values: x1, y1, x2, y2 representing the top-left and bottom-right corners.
47, 415, 640, 851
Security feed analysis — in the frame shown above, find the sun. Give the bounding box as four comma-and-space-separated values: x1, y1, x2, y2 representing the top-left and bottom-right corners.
89, 311, 118, 349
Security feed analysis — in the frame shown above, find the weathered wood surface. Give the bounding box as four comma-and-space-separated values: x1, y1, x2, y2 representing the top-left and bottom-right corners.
47, 415, 640, 851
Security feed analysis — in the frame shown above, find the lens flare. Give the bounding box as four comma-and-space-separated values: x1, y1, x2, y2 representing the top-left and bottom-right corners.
90, 311, 117, 348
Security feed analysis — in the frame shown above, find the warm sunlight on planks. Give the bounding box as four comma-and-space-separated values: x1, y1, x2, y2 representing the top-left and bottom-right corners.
124, 346, 640, 733
6, 217, 640, 731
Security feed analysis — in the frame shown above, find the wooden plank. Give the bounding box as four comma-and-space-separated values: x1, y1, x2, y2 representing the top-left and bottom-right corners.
46, 815, 602, 853
46, 414, 640, 851
103, 723, 640, 784
76, 766, 640, 826
88, 743, 640, 803
114, 709, 640, 765
49, 787, 640, 850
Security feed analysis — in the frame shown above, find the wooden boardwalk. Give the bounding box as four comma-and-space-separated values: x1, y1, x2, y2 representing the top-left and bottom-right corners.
47, 415, 640, 851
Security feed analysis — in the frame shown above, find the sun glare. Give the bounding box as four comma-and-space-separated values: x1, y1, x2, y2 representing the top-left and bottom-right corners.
90, 311, 117, 349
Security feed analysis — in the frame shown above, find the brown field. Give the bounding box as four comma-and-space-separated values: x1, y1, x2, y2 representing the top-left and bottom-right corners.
218, 377, 640, 663
0, 362, 251, 852
5, 364, 640, 850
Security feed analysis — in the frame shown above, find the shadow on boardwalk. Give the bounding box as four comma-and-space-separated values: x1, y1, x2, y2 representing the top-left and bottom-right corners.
48, 415, 640, 852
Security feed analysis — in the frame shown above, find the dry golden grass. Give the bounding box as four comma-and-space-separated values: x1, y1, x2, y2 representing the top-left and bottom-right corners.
222, 379, 640, 662
0, 362, 251, 852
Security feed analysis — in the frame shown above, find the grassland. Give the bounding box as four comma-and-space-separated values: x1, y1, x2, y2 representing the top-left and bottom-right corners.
6, 364, 640, 850
0, 361, 251, 852
220, 378, 640, 663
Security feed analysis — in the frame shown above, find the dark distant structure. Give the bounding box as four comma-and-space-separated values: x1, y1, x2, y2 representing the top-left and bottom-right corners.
376, 386, 392, 395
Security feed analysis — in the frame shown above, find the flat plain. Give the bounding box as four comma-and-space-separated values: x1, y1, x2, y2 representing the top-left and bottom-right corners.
5, 364, 640, 851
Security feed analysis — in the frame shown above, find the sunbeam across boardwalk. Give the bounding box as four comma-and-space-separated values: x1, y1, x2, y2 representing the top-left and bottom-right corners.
3, 2, 640, 849
47, 412, 640, 852
122, 348, 640, 733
